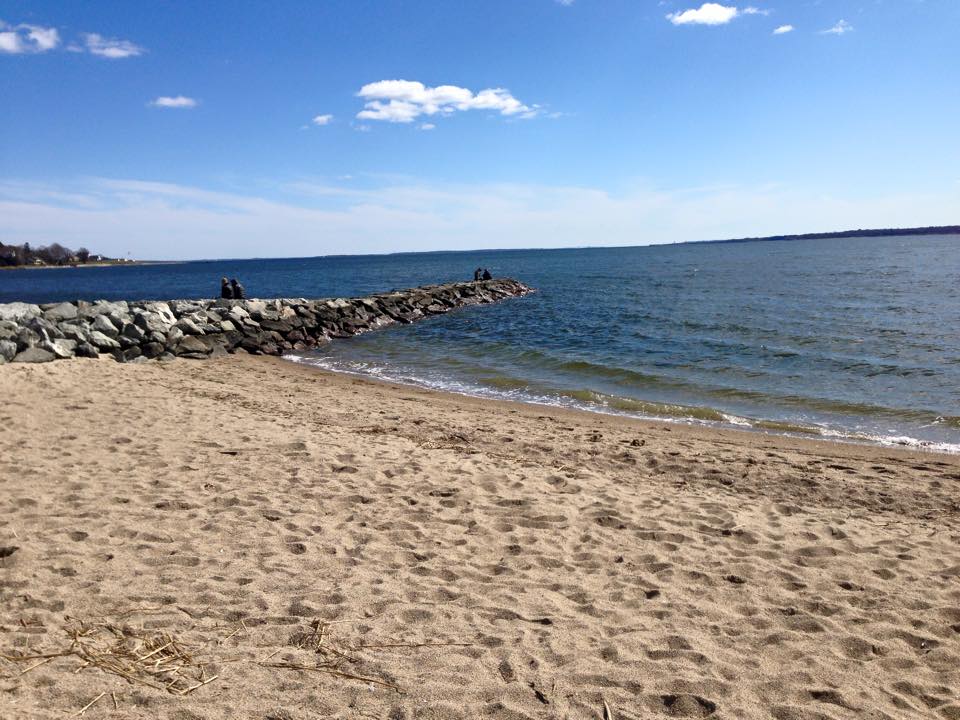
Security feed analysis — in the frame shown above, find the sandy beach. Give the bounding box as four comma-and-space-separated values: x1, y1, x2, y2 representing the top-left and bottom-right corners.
1, 354, 959, 719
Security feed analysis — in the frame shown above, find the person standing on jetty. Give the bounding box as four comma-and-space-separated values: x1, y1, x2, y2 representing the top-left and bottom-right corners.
473, 267, 483, 281
230, 278, 246, 299
220, 277, 233, 299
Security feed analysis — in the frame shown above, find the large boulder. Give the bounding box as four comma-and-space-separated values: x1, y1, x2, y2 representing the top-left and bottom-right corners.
121, 322, 146, 342
80, 300, 129, 319
75, 342, 99, 358
26, 316, 63, 340
42, 302, 78, 323
175, 335, 210, 357
12, 347, 55, 363
176, 317, 205, 336
0, 320, 19, 341
114, 346, 143, 363
0, 339, 17, 363
88, 330, 121, 351
91, 313, 118, 337
43, 338, 76, 359
15, 326, 41, 352
134, 311, 173, 336
59, 323, 92, 344
0, 302, 41, 322
141, 302, 177, 326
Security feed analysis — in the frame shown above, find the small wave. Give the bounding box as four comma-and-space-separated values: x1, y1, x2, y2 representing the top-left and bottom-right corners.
284, 355, 960, 454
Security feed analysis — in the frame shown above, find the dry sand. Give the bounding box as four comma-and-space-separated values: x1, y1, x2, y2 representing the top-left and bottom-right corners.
1, 355, 959, 719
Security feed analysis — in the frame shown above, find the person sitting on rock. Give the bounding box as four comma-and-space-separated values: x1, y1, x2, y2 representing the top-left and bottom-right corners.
230, 278, 246, 300
221, 277, 234, 299
481, 268, 492, 281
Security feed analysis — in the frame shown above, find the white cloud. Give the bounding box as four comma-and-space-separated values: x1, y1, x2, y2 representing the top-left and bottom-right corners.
667, 3, 739, 25
773, 24, 794, 35
3, 176, 958, 261
666, 4, 770, 25
83, 32, 144, 58
555, 0, 575, 5
0, 21, 60, 54
420, 123, 436, 131
150, 96, 198, 109
822, 19, 853, 35
356, 80, 537, 124
312, 114, 334, 126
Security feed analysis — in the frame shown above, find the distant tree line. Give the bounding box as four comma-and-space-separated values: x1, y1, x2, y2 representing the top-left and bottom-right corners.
0, 242, 111, 267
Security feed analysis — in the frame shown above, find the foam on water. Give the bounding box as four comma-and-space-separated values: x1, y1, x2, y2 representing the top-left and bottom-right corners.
285, 354, 960, 454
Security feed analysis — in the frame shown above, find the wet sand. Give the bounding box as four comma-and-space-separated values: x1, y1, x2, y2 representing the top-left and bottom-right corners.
1, 354, 959, 719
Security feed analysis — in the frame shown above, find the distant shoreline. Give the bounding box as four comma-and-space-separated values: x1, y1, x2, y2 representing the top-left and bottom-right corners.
0, 261, 168, 272
691, 224, 960, 246
2, 226, 956, 268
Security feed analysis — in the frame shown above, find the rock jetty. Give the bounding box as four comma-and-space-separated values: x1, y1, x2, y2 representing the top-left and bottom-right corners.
0, 278, 532, 364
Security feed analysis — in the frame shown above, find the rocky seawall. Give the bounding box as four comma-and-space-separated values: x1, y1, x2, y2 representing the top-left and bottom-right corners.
0, 278, 532, 364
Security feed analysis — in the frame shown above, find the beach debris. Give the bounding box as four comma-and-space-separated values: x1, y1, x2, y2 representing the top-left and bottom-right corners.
72, 691, 106, 717
1, 617, 215, 695
602, 697, 614, 720
1, 612, 472, 701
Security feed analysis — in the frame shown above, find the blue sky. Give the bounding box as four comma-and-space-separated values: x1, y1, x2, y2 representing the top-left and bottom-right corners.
1, 0, 958, 259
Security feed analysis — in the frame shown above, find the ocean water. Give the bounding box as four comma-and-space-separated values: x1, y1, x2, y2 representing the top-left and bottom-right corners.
4, 235, 959, 451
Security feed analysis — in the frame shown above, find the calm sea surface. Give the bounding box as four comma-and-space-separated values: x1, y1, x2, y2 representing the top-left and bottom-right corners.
4, 235, 959, 451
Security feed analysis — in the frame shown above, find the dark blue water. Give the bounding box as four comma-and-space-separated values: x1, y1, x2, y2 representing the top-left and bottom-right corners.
4, 235, 959, 451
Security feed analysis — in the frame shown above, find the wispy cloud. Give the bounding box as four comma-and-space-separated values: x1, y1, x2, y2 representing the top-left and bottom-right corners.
150, 96, 198, 109
420, 123, 436, 131
311, 114, 334, 126
83, 32, 144, 58
773, 24, 794, 35
821, 19, 853, 35
555, 0, 575, 5
0, 20, 60, 54
356, 80, 538, 124
3, 176, 957, 260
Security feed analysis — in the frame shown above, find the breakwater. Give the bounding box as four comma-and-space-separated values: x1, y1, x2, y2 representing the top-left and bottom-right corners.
0, 278, 532, 364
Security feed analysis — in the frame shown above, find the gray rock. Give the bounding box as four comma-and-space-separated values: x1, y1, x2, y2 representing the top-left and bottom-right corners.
142, 342, 165, 359
176, 335, 209, 355
59, 323, 92, 343
141, 301, 177, 326
114, 346, 143, 363
42, 302, 78, 323
26, 316, 63, 340
121, 322, 146, 341
134, 311, 172, 335
16, 327, 41, 351
43, 338, 76, 359
106, 311, 130, 331
88, 330, 121, 350
165, 326, 184, 348
80, 300, 129, 319
0, 302, 41, 322
12, 347, 55, 363
75, 342, 99, 358
0, 339, 16, 362
227, 306, 250, 324
176, 317, 204, 335
92, 313, 120, 337
0, 320, 20, 341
